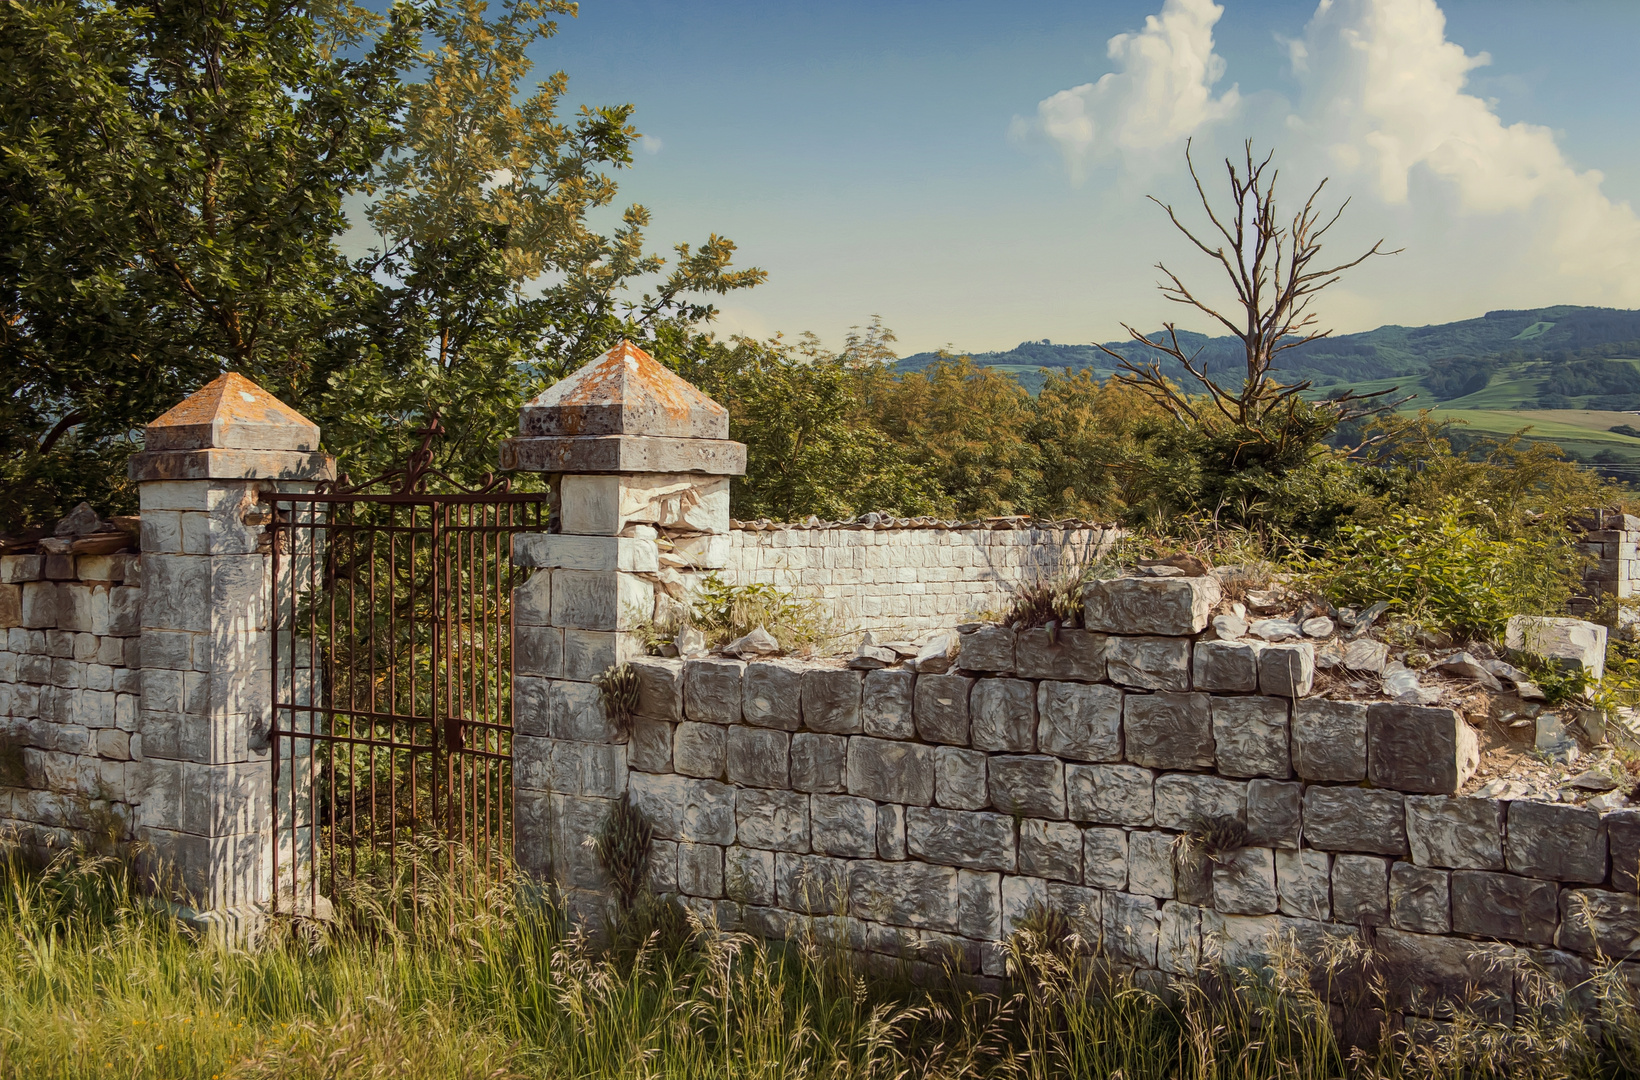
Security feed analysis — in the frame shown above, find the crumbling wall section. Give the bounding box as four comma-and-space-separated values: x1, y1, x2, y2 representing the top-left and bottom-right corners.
0, 552, 143, 850
547, 575, 1640, 1024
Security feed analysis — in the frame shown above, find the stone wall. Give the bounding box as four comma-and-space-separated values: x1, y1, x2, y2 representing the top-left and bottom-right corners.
0, 551, 144, 851
1574, 509, 1640, 631
536, 574, 1640, 1023
716, 521, 1118, 638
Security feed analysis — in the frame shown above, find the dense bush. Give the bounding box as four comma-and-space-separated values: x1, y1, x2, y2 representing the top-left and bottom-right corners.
1300, 500, 1585, 638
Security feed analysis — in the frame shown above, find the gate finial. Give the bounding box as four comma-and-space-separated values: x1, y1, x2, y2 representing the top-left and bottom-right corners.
129, 372, 334, 483
499, 340, 745, 476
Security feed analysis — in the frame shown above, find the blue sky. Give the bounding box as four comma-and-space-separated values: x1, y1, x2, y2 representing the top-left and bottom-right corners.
528, 0, 1640, 354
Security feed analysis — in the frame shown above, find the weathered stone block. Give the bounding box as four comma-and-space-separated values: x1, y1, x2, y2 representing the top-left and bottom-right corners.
1000, 874, 1047, 936
1276, 849, 1330, 920
0, 555, 43, 584
629, 773, 736, 844
562, 628, 637, 683
1303, 787, 1407, 855
1065, 763, 1154, 826
1079, 825, 1126, 888
791, 732, 846, 793
1102, 890, 1161, 966
1213, 847, 1278, 915
1506, 801, 1606, 883
724, 846, 775, 905
802, 668, 862, 734
970, 678, 1035, 752
678, 842, 724, 898
847, 736, 934, 806
1290, 699, 1367, 782
1105, 636, 1191, 692
1390, 862, 1450, 933
1505, 615, 1607, 681
956, 625, 1015, 674
1405, 795, 1503, 870
20, 582, 58, 629
907, 806, 1017, 872
1211, 696, 1291, 779
1153, 773, 1246, 831
631, 657, 684, 720
914, 674, 972, 745
1610, 809, 1640, 894
1257, 643, 1314, 698
630, 716, 673, 773
1191, 639, 1260, 693
1158, 901, 1205, 975
1127, 831, 1175, 898
1331, 854, 1389, 925
1081, 576, 1219, 636
1015, 628, 1106, 681
1018, 818, 1083, 883
514, 625, 563, 680
735, 788, 810, 852
850, 859, 961, 932
674, 721, 726, 779
810, 793, 876, 858
934, 746, 989, 810
1246, 779, 1301, 849
1450, 870, 1557, 944
861, 668, 915, 739
684, 659, 744, 724
1558, 889, 1640, 958
957, 870, 1002, 939
1366, 704, 1478, 796
776, 852, 848, 914
1124, 692, 1213, 770
1045, 881, 1103, 944
647, 839, 678, 894
549, 569, 652, 631
877, 803, 907, 860
1036, 681, 1121, 762
726, 726, 789, 789
988, 755, 1066, 819
742, 660, 803, 730
1375, 927, 1517, 1022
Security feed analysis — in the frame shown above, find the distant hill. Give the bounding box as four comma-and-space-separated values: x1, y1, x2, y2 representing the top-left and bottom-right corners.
895, 305, 1640, 399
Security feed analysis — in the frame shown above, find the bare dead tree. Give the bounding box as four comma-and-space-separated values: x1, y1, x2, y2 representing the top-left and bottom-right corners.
1100, 140, 1408, 443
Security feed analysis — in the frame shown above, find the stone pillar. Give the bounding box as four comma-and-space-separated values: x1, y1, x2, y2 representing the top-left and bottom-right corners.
127, 374, 333, 925
500, 340, 745, 912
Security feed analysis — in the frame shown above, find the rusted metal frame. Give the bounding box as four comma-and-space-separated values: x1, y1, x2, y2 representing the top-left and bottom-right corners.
265, 485, 537, 918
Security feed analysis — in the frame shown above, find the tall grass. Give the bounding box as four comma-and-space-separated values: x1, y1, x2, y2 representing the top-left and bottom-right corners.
1, 839, 1637, 1079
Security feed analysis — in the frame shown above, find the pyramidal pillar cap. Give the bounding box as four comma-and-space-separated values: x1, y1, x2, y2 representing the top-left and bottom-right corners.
501, 340, 746, 475
129, 372, 335, 483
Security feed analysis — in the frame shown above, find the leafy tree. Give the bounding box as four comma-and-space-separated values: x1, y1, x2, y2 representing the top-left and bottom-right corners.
864, 356, 1046, 518
0, 0, 417, 528
320, 0, 763, 488
676, 322, 940, 521
0, 0, 762, 530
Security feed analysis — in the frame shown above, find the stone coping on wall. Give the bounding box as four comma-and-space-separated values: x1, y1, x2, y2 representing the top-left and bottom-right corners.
730, 515, 1116, 532
521, 575, 1640, 1023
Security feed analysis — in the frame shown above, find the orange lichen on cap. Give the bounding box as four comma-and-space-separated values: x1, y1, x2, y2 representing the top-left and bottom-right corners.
144, 372, 321, 452
519, 340, 730, 439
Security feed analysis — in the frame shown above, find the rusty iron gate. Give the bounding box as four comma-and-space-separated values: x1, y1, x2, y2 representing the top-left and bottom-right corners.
265, 426, 546, 914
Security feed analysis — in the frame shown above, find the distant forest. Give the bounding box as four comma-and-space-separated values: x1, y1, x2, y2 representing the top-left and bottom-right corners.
895, 305, 1640, 405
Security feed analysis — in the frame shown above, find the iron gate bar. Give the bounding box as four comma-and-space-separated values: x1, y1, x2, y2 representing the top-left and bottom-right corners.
265, 487, 545, 918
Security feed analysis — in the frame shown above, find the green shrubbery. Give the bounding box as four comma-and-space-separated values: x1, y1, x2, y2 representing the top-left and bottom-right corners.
1300, 500, 1585, 639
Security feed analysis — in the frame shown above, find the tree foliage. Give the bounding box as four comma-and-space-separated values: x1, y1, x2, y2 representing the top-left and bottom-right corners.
0, 0, 761, 530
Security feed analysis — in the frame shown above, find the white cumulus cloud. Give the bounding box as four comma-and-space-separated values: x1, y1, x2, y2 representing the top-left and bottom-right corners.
1017, 0, 1240, 180
1295, 0, 1640, 299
